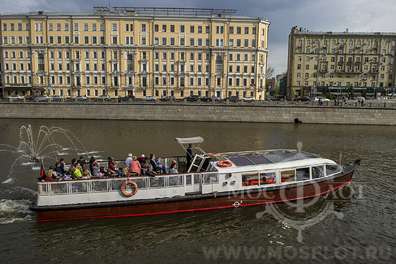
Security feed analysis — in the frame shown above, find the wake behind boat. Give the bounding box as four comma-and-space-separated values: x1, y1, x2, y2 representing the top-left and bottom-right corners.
31, 137, 359, 222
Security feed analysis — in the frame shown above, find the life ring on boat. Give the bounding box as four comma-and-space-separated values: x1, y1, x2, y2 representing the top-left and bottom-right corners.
217, 160, 233, 168
120, 180, 138, 197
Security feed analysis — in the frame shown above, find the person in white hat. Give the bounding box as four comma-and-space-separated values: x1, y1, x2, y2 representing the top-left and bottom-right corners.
125, 153, 133, 169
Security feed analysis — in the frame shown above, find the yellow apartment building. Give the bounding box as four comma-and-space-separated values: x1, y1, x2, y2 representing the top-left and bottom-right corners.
0, 7, 269, 100
287, 26, 396, 98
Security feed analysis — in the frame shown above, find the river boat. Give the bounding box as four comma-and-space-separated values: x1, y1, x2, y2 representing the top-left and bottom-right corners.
31, 137, 359, 222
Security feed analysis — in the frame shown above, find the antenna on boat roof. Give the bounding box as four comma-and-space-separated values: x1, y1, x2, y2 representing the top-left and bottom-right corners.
296, 141, 303, 153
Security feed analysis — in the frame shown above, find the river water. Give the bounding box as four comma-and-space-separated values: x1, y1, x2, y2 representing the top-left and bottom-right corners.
0, 119, 395, 263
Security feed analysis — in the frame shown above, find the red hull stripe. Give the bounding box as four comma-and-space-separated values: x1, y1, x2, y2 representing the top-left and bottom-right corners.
37, 180, 352, 223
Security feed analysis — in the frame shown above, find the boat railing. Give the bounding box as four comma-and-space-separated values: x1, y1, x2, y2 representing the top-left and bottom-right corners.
37, 171, 219, 196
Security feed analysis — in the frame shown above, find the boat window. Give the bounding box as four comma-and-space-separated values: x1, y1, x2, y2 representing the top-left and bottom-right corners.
185, 175, 192, 185
281, 170, 295, 183
312, 166, 325, 179
296, 167, 310, 181
259, 172, 276, 185
71, 182, 88, 193
51, 183, 67, 194
169, 175, 184, 186
326, 164, 341, 176
150, 177, 165, 188
194, 174, 201, 184
203, 173, 219, 184
242, 172, 259, 186
92, 181, 108, 192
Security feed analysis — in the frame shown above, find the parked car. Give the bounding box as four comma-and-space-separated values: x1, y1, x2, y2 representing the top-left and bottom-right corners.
145, 96, 156, 102
267, 96, 284, 102
185, 95, 200, 102
50, 96, 64, 102
118, 96, 135, 102
293, 96, 311, 102
199, 96, 213, 102
33, 96, 50, 102
75, 96, 89, 102
242, 97, 255, 103
228, 96, 240, 103
96, 95, 112, 102
314, 96, 330, 102
7, 96, 25, 102
160, 96, 175, 102
212, 96, 225, 103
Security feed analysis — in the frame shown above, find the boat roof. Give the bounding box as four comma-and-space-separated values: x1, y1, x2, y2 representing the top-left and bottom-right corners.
214, 149, 336, 172
176, 137, 204, 145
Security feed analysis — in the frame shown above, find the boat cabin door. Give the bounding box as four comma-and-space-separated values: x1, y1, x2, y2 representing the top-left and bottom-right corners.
185, 174, 202, 194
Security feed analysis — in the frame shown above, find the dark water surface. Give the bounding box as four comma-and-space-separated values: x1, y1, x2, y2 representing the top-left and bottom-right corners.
0, 119, 395, 263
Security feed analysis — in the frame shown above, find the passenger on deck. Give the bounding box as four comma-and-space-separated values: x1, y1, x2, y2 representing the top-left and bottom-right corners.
155, 157, 166, 174
107, 157, 117, 176
125, 153, 133, 168
99, 166, 106, 177
137, 154, 146, 166
186, 144, 193, 169
92, 160, 103, 178
142, 158, 156, 177
71, 165, 83, 180
150, 154, 162, 174
55, 158, 65, 177
45, 167, 57, 181
130, 156, 142, 176
122, 167, 130, 177
169, 160, 178, 174
89, 156, 95, 175
82, 166, 92, 179
117, 167, 124, 177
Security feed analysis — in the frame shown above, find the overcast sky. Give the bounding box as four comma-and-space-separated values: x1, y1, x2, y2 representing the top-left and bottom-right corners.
2, 0, 396, 74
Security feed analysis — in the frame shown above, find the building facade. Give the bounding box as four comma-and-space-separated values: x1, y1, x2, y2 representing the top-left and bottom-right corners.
0, 7, 269, 99
287, 26, 396, 98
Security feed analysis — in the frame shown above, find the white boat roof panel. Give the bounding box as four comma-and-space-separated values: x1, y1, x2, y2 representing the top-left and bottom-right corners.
176, 137, 204, 144
222, 150, 320, 167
